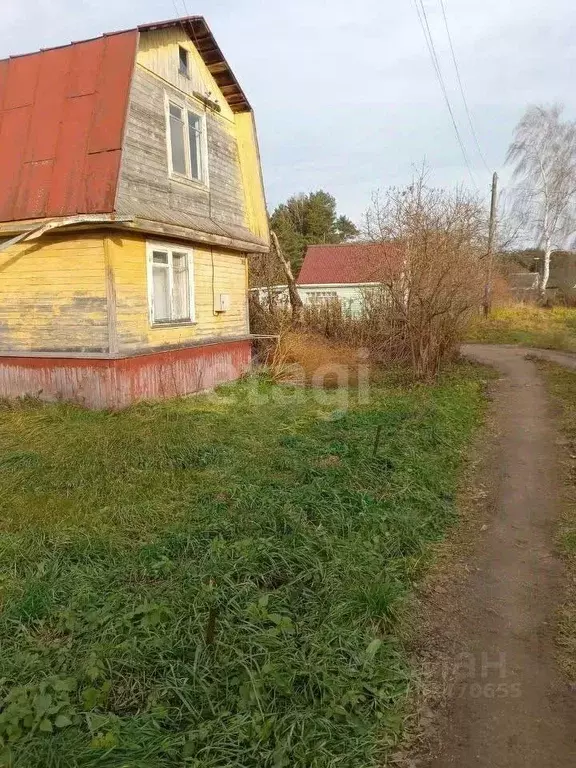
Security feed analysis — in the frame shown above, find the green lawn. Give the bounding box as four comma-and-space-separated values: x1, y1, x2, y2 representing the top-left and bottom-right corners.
537, 363, 576, 683
466, 305, 576, 352
0, 370, 485, 767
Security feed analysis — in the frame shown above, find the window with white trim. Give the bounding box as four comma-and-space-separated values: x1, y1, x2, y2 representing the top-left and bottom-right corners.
167, 99, 205, 182
306, 291, 339, 302
147, 243, 195, 325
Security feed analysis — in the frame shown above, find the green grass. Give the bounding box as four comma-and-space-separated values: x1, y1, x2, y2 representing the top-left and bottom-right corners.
0, 368, 486, 767
465, 305, 576, 352
537, 362, 576, 682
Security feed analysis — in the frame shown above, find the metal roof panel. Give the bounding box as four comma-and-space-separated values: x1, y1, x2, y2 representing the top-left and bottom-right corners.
0, 32, 136, 222
66, 38, 104, 97
0, 59, 8, 106
2, 54, 40, 109
24, 46, 71, 163
13, 159, 54, 220
0, 106, 32, 220
46, 94, 95, 217
88, 32, 137, 154
82, 150, 122, 212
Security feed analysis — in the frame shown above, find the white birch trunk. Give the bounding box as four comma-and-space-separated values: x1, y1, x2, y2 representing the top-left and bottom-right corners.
540, 241, 552, 299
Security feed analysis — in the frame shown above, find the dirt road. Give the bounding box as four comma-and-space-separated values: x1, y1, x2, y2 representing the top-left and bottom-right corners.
423, 344, 576, 767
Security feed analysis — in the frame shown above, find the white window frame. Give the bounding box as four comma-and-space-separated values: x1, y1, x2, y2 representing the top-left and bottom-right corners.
306, 290, 339, 302
165, 93, 208, 185
146, 241, 196, 326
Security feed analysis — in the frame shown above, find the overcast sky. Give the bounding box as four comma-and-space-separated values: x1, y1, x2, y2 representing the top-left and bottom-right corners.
2, 0, 575, 224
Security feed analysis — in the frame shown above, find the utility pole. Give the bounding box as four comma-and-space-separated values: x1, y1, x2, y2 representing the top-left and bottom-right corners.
483, 172, 498, 317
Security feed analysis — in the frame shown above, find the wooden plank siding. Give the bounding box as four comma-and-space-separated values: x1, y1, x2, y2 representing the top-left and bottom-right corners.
107, 232, 249, 354
0, 230, 249, 357
0, 233, 109, 353
235, 111, 269, 241
115, 27, 269, 247
136, 27, 236, 123
115, 30, 248, 234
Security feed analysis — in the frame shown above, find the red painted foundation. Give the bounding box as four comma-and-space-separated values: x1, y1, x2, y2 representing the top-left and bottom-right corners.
0, 339, 252, 409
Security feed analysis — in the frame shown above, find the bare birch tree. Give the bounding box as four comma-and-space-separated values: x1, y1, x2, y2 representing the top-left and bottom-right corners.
506, 105, 576, 299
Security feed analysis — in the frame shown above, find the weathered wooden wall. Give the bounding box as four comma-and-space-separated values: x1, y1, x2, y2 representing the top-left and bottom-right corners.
235, 111, 269, 241
107, 232, 249, 354
0, 230, 249, 358
137, 27, 236, 122
0, 233, 109, 353
115, 28, 269, 245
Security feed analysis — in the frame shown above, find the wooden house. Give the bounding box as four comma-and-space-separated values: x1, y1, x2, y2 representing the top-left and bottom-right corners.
296, 243, 400, 314
0, 17, 268, 408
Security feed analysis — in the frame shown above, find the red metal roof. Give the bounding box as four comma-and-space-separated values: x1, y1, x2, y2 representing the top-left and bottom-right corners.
0, 30, 138, 222
297, 242, 403, 285
0, 17, 252, 226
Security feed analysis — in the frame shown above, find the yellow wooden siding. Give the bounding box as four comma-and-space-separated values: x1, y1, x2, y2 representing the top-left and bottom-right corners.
235, 111, 269, 240
0, 234, 108, 353
107, 233, 249, 353
137, 28, 235, 122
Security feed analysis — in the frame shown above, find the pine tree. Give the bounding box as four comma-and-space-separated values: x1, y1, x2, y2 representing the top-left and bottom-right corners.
269, 190, 358, 272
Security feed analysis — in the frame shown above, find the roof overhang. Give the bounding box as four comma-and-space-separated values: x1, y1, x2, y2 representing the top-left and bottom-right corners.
0, 215, 269, 255
0, 216, 134, 252
296, 282, 382, 288
124, 218, 268, 254
138, 17, 252, 113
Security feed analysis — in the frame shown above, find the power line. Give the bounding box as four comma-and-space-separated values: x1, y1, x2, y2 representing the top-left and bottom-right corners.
414, 0, 477, 186
412, 0, 478, 189
170, 0, 191, 38
438, 0, 491, 174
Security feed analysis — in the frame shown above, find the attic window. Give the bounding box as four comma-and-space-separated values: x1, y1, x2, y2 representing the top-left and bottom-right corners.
178, 46, 189, 77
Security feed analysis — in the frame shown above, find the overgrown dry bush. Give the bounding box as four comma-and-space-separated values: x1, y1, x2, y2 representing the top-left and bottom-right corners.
251, 291, 405, 358
364, 175, 487, 378
248, 290, 287, 336
490, 271, 518, 307
302, 293, 411, 363
250, 175, 488, 381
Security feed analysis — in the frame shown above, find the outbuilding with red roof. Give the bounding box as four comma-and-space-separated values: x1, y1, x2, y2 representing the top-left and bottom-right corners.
296, 242, 402, 312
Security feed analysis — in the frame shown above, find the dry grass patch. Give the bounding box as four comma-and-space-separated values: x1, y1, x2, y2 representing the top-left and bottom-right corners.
262, 330, 367, 388
262, 329, 416, 390
466, 304, 576, 352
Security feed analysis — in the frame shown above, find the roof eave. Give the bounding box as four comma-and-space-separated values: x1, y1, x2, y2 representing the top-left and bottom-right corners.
296, 281, 382, 287
137, 17, 252, 113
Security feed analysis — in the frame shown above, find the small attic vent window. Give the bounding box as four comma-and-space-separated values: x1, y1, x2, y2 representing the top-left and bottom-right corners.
178, 46, 189, 77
